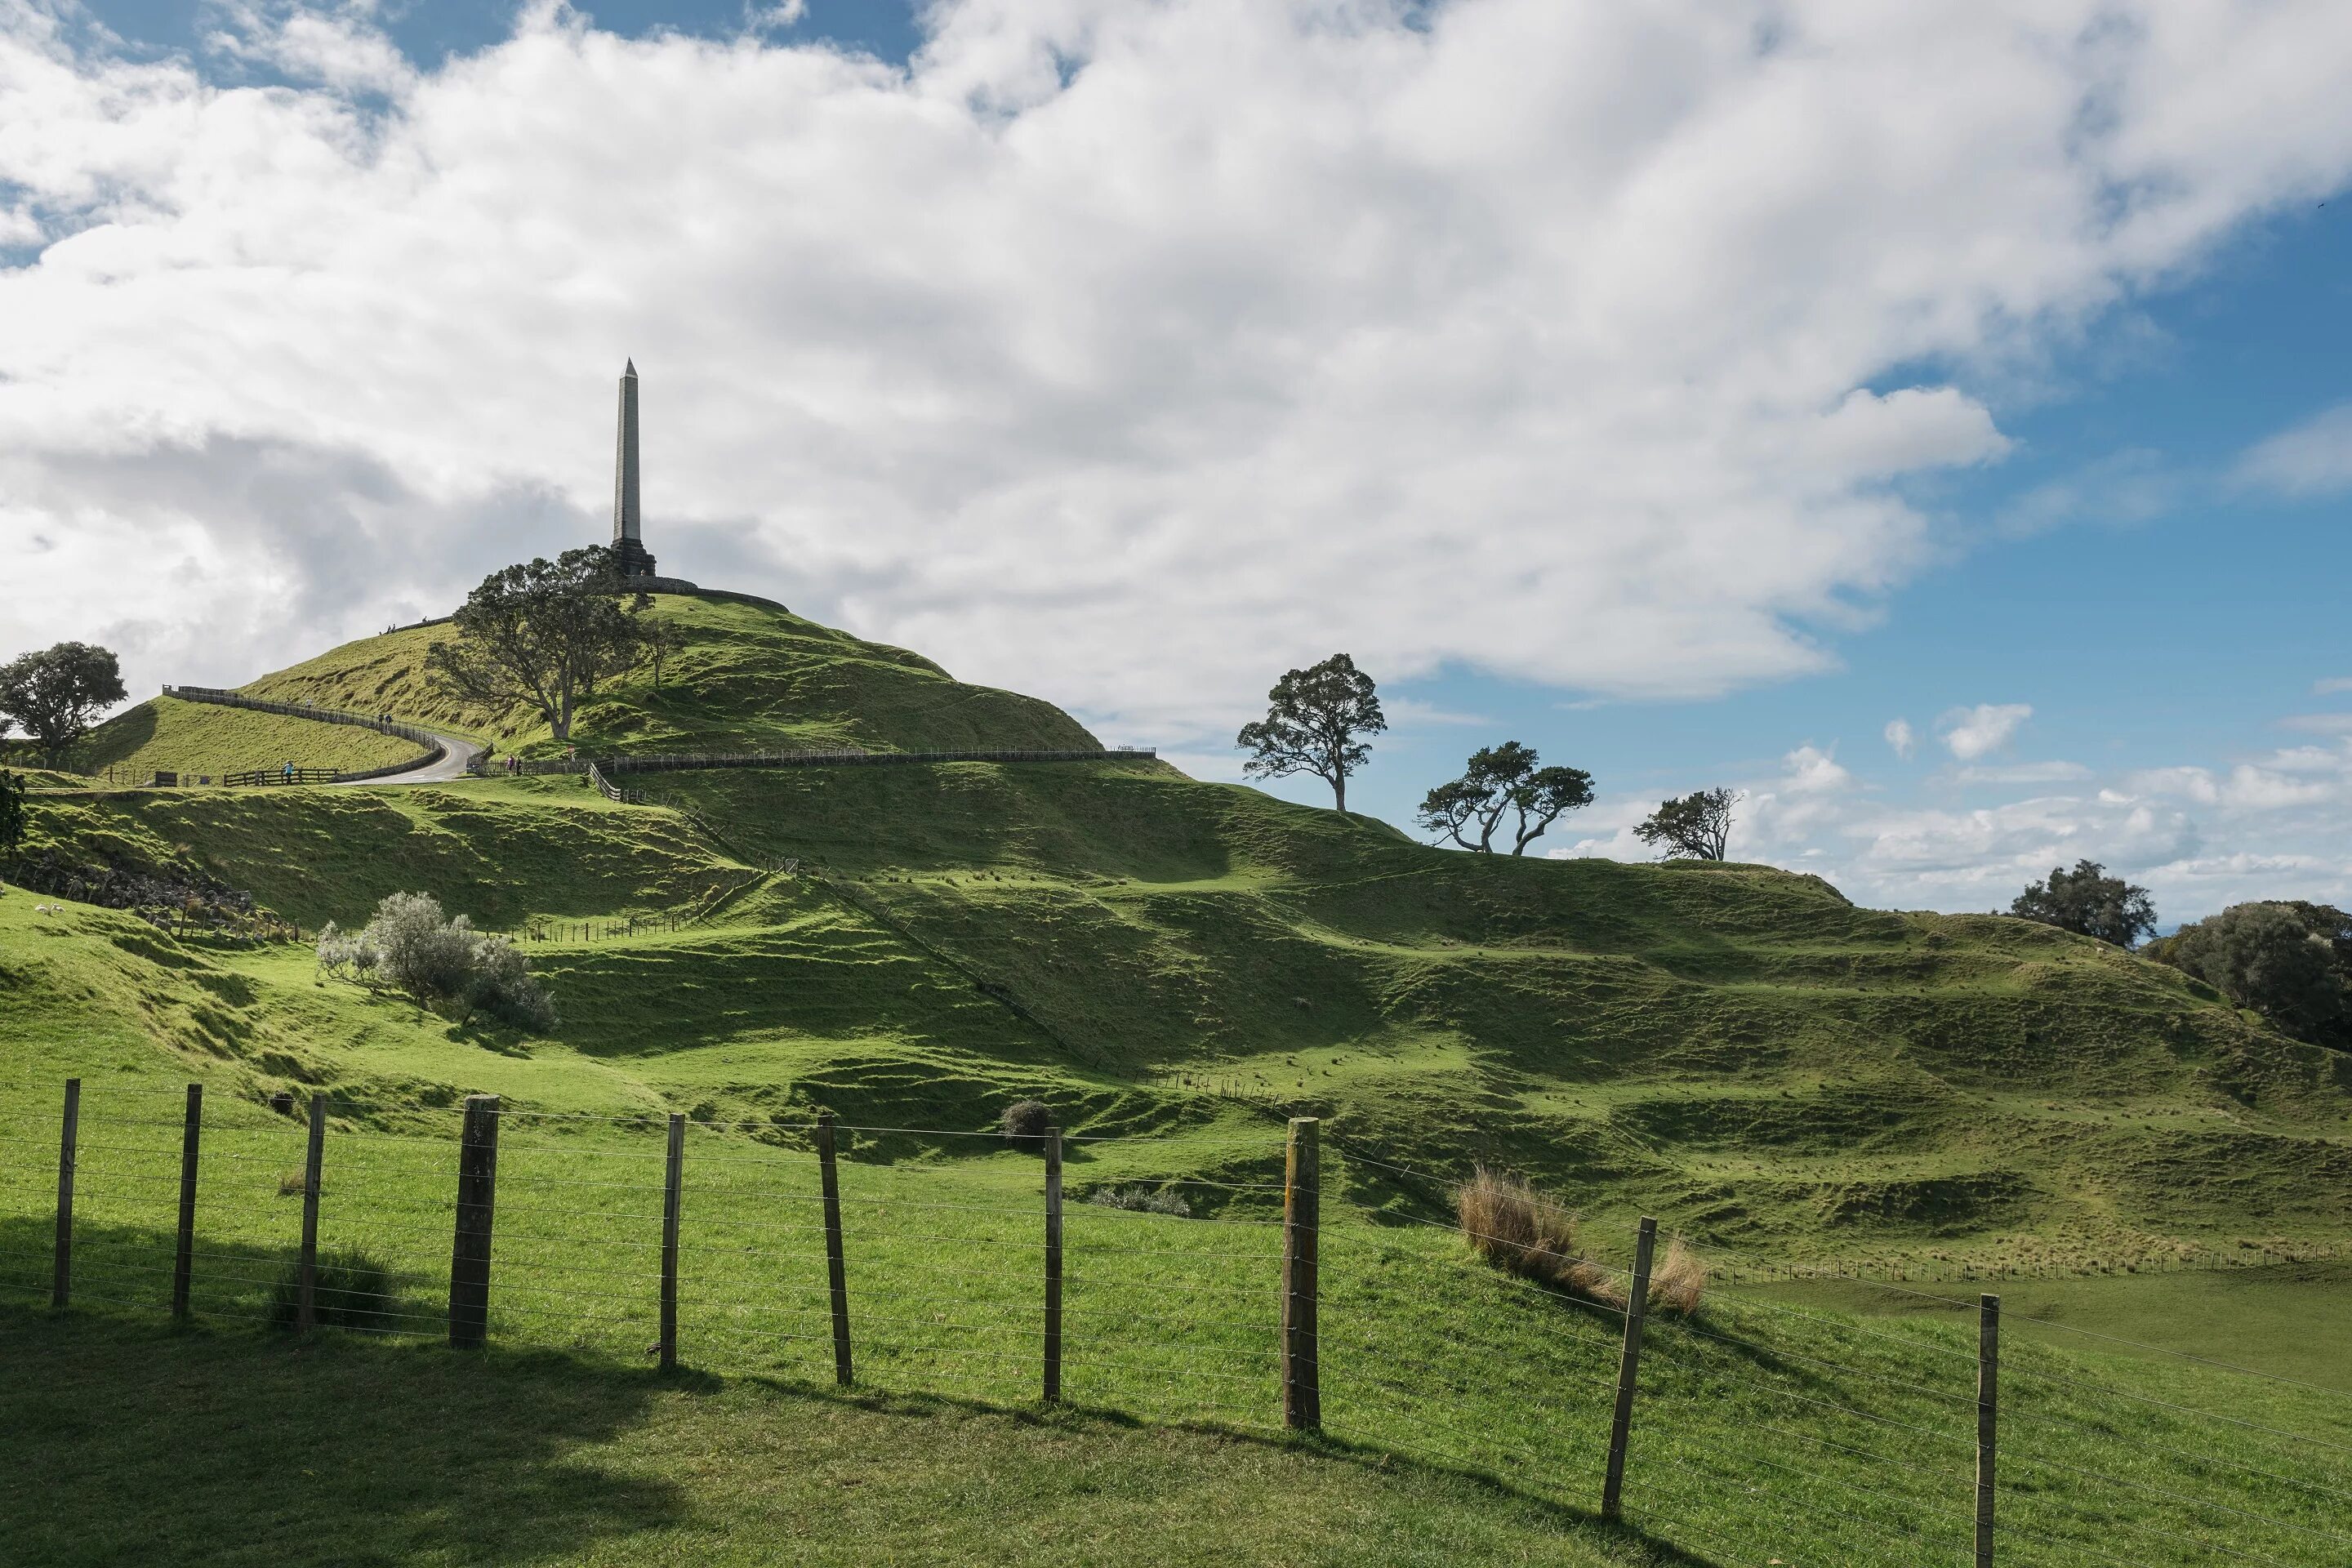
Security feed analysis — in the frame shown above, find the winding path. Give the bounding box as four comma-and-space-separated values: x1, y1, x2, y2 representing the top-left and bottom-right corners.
340, 728, 483, 785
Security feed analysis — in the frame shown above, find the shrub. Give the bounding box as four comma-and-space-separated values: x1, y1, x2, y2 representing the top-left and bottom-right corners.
1454, 1168, 1613, 1298
317, 893, 556, 1031
1086, 1185, 1194, 1218
2149, 901, 2351, 1050
270, 1248, 401, 1334
1000, 1099, 1054, 1145
1649, 1237, 1708, 1316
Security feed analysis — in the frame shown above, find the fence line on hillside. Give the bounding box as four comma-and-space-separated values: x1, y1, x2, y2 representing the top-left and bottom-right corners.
157, 686, 445, 783
7, 1079, 2350, 1565
492, 745, 1157, 780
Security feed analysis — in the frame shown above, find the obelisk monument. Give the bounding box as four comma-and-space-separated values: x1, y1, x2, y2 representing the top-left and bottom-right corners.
612, 359, 657, 580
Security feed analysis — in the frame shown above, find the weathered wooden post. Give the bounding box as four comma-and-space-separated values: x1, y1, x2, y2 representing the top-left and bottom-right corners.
173, 1083, 203, 1318
1044, 1126, 1064, 1404
1977, 1293, 2000, 1567
296, 1094, 327, 1332
817, 1111, 853, 1386
660, 1112, 685, 1370
448, 1094, 501, 1348
1601, 1216, 1659, 1522
51, 1078, 80, 1308
1281, 1116, 1320, 1431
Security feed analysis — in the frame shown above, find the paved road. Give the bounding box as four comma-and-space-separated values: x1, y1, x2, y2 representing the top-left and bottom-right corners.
337, 728, 484, 785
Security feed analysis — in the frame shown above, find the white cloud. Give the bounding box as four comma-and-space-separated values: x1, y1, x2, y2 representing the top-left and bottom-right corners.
1954, 760, 2091, 785
1884, 717, 1916, 760
2314, 677, 2352, 695
6, 2, 2352, 738
2239, 402, 2352, 497
1937, 702, 2033, 760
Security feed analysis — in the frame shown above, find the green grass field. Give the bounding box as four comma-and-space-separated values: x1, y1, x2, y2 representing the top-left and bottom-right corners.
75, 695, 427, 781
5, 592, 2350, 1565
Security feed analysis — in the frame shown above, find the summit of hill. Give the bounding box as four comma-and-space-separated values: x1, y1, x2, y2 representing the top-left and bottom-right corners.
10, 592, 2350, 1275
239, 595, 1102, 758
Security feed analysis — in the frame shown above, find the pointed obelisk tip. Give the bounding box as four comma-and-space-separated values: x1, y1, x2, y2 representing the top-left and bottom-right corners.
624, 358, 636, 376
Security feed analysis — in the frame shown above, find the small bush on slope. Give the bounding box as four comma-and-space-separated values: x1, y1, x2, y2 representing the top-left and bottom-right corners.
318, 892, 556, 1032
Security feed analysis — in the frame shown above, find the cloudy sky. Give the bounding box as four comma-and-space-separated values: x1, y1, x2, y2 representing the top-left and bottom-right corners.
5, 0, 2352, 922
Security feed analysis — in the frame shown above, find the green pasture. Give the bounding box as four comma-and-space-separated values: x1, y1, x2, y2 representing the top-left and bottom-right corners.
74, 695, 426, 781
3, 1075, 2348, 1568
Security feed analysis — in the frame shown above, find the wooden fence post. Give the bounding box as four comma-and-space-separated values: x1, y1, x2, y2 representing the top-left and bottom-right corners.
1602, 1215, 1659, 1522
1044, 1126, 1063, 1404
296, 1094, 327, 1332
659, 1112, 685, 1370
817, 1111, 853, 1387
1976, 1293, 1999, 1568
51, 1078, 80, 1308
448, 1094, 501, 1348
173, 1083, 203, 1318
1281, 1116, 1320, 1431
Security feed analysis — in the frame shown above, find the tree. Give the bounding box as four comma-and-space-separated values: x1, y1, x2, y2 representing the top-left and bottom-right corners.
1235, 653, 1385, 813
0, 642, 127, 767
426, 548, 643, 742
2149, 901, 2351, 1050
1633, 788, 1739, 861
1416, 742, 1595, 855
0, 769, 24, 889
639, 609, 681, 690
2009, 859, 2156, 947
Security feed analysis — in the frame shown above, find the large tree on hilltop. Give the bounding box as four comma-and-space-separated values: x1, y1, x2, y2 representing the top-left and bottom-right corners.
1633, 787, 1740, 862
0, 642, 127, 767
2009, 859, 2156, 948
1418, 742, 1595, 855
426, 548, 644, 743
1235, 653, 1385, 814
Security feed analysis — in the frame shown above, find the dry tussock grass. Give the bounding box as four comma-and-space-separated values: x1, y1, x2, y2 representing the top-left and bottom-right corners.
1454, 1168, 1705, 1314
1649, 1237, 1708, 1315
1454, 1168, 1618, 1299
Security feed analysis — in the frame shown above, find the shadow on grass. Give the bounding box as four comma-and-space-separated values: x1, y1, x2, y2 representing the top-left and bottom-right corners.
0, 1298, 685, 1568
735, 1374, 1719, 1567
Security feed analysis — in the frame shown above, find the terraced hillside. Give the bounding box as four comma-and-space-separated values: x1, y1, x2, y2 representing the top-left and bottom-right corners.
8, 592, 2348, 1272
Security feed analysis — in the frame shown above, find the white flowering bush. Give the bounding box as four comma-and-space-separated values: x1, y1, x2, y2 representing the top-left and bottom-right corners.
317, 892, 556, 1032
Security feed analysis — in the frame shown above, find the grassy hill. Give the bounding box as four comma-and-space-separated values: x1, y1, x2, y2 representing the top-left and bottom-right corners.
73, 694, 425, 782
5, 591, 2350, 1564
240, 595, 1099, 757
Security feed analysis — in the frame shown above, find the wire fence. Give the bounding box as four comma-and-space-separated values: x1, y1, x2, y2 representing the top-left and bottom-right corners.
154, 685, 448, 783
6, 1076, 2350, 1567
488, 746, 1158, 779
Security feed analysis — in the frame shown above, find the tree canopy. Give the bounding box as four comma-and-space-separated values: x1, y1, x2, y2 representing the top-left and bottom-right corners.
1416, 741, 1594, 855
2148, 900, 2351, 1051
0, 642, 127, 767
426, 548, 644, 742
2008, 859, 2156, 947
0, 768, 24, 861
1633, 788, 1738, 861
1234, 653, 1385, 814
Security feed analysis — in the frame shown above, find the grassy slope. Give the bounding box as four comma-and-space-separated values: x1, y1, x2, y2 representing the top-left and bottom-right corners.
241, 595, 1099, 757
76, 695, 424, 780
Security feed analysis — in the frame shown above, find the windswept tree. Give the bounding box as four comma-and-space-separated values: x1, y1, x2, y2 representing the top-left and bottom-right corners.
1634, 787, 1739, 861
2009, 859, 2156, 947
1235, 653, 1385, 814
427, 548, 644, 742
1417, 742, 1595, 855
0, 642, 127, 767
